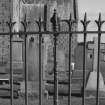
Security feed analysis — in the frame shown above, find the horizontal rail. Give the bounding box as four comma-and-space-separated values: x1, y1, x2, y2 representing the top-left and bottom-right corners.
0, 31, 105, 35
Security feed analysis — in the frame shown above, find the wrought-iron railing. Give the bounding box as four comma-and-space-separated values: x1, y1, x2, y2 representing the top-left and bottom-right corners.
0, 11, 105, 105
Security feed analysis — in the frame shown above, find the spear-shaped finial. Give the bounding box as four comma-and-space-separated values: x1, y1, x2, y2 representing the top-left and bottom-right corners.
6, 16, 16, 31
81, 12, 90, 30
60, 13, 76, 30
95, 13, 105, 29
36, 16, 42, 31
21, 14, 30, 31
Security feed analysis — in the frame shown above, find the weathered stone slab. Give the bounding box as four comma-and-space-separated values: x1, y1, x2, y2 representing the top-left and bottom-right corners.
86, 37, 105, 96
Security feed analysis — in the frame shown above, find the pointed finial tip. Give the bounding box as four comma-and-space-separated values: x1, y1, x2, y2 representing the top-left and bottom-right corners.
99, 12, 101, 15
98, 13, 101, 20
85, 12, 87, 17
99, 13, 101, 16
84, 12, 87, 21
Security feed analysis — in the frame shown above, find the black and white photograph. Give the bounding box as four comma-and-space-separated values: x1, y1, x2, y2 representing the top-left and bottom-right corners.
0, 0, 105, 105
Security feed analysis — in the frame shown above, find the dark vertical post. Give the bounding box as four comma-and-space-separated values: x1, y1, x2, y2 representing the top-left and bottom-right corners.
73, 0, 78, 21
96, 29, 101, 105
21, 14, 28, 105
81, 13, 90, 105
6, 17, 15, 105
44, 4, 47, 31
68, 15, 73, 105
50, 9, 58, 105
83, 27, 86, 105
95, 13, 104, 105
36, 16, 43, 105
39, 17, 42, 105
92, 49, 94, 71
24, 24, 28, 105
9, 20, 13, 105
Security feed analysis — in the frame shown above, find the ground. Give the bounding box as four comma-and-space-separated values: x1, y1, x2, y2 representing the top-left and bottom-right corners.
0, 96, 105, 105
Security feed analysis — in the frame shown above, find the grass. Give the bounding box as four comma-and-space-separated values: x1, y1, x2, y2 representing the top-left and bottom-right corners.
0, 95, 105, 105
0, 76, 104, 105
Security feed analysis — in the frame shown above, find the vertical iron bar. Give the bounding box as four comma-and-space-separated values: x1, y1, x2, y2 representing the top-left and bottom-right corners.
10, 24, 13, 105
73, 0, 77, 20
6, 18, 15, 105
54, 31, 58, 105
38, 17, 42, 105
50, 9, 58, 105
81, 13, 90, 105
67, 17, 73, 105
82, 32, 86, 105
24, 29, 28, 105
68, 29, 72, 105
95, 14, 105, 105
21, 15, 28, 105
92, 49, 94, 71
96, 32, 101, 105
44, 4, 47, 31
54, 13, 58, 105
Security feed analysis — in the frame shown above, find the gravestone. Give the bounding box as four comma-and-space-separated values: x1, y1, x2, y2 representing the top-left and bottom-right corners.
43, 36, 52, 79
12, 0, 23, 71
18, 0, 78, 94
11, 37, 23, 71
19, 1, 45, 94
5, 0, 23, 73
86, 37, 105, 96
44, 0, 78, 96
45, 0, 78, 73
